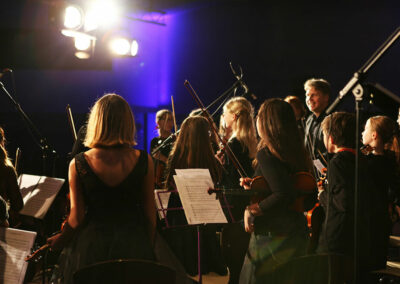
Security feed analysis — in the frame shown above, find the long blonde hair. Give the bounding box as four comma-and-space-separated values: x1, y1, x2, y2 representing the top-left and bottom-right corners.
84, 93, 136, 148
369, 115, 400, 165
0, 127, 13, 167
223, 97, 257, 158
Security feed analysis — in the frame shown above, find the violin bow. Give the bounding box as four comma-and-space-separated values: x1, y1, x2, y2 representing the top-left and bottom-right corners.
184, 80, 248, 178
14, 147, 21, 176
171, 95, 178, 134
66, 104, 77, 143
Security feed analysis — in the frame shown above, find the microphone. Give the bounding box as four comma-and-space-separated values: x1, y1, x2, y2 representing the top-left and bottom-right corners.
0, 68, 12, 79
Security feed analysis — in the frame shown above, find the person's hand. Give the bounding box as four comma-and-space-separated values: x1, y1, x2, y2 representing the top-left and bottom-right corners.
240, 177, 252, 190
47, 233, 63, 251
215, 150, 225, 165
244, 207, 255, 233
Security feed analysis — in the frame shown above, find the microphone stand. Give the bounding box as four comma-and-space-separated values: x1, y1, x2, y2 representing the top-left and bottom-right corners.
324, 26, 400, 283
151, 79, 242, 157
151, 62, 253, 157
0, 81, 57, 177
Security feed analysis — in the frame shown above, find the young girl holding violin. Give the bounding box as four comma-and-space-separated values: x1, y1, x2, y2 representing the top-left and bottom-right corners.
239, 98, 311, 284
163, 115, 226, 276
217, 96, 257, 284
362, 115, 400, 270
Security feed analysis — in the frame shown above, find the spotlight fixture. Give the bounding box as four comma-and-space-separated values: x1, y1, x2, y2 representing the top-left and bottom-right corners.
64, 5, 84, 30
110, 38, 139, 57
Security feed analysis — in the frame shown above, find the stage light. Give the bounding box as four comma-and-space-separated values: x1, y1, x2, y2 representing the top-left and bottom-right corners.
75, 51, 91, 59
74, 35, 91, 51
85, 0, 120, 31
110, 38, 131, 55
130, 40, 139, 56
64, 5, 84, 30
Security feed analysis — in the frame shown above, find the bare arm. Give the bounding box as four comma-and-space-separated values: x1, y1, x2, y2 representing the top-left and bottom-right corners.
143, 154, 156, 243
67, 158, 86, 228
47, 158, 85, 250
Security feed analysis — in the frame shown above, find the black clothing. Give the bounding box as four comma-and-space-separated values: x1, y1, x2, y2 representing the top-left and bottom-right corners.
253, 149, 307, 235
0, 164, 23, 213
53, 151, 155, 283
239, 148, 308, 284
303, 110, 327, 162
365, 152, 398, 270
317, 151, 356, 255
150, 136, 173, 158
220, 137, 254, 284
221, 137, 254, 220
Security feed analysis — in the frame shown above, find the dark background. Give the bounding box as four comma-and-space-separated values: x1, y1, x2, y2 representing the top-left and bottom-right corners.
0, 0, 399, 179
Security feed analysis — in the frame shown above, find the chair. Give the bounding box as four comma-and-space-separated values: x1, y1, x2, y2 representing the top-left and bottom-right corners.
73, 259, 176, 284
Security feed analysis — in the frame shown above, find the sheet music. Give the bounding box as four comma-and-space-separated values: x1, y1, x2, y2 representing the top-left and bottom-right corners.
154, 189, 171, 220
18, 174, 65, 219
173, 169, 227, 225
0, 228, 36, 284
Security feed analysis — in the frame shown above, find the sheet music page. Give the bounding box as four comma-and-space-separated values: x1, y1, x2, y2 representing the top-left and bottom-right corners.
173, 170, 227, 225
175, 168, 211, 178
154, 189, 171, 220
19, 174, 65, 219
0, 228, 37, 284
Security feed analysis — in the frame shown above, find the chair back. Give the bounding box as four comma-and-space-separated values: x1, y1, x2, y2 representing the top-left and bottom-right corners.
74, 259, 176, 284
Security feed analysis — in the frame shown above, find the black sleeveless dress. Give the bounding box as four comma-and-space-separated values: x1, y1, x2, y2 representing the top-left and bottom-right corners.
54, 151, 155, 283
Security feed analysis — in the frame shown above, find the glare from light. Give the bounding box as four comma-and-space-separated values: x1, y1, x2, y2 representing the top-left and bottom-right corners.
84, 10, 98, 32
130, 40, 139, 56
86, 0, 119, 30
61, 29, 96, 39
110, 38, 130, 55
64, 6, 83, 29
75, 51, 91, 59
74, 36, 91, 51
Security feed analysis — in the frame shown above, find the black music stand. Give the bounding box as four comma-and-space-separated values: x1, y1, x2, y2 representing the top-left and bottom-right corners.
155, 189, 234, 284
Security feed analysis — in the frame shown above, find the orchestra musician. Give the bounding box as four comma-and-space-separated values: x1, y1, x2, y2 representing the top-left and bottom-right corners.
150, 109, 174, 163
163, 115, 227, 276
150, 109, 174, 188
0, 126, 23, 227
239, 99, 311, 284
47, 94, 157, 283
362, 115, 400, 270
218, 96, 258, 284
284, 95, 306, 138
317, 112, 374, 282
303, 78, 331, 162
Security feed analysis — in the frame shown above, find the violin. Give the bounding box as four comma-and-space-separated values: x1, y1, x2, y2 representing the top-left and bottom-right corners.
361, 145, 374, 155
209, 171, 317, 213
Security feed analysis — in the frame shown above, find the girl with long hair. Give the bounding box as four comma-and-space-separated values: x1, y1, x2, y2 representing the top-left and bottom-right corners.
218, 96, 258, 284
0, 127, 23, 226
362, 115, 400, 270
163, 115, 226, 276
239, 98, 311, 283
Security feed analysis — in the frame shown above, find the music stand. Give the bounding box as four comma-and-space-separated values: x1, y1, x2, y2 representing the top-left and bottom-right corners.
155, 189, 234, 284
